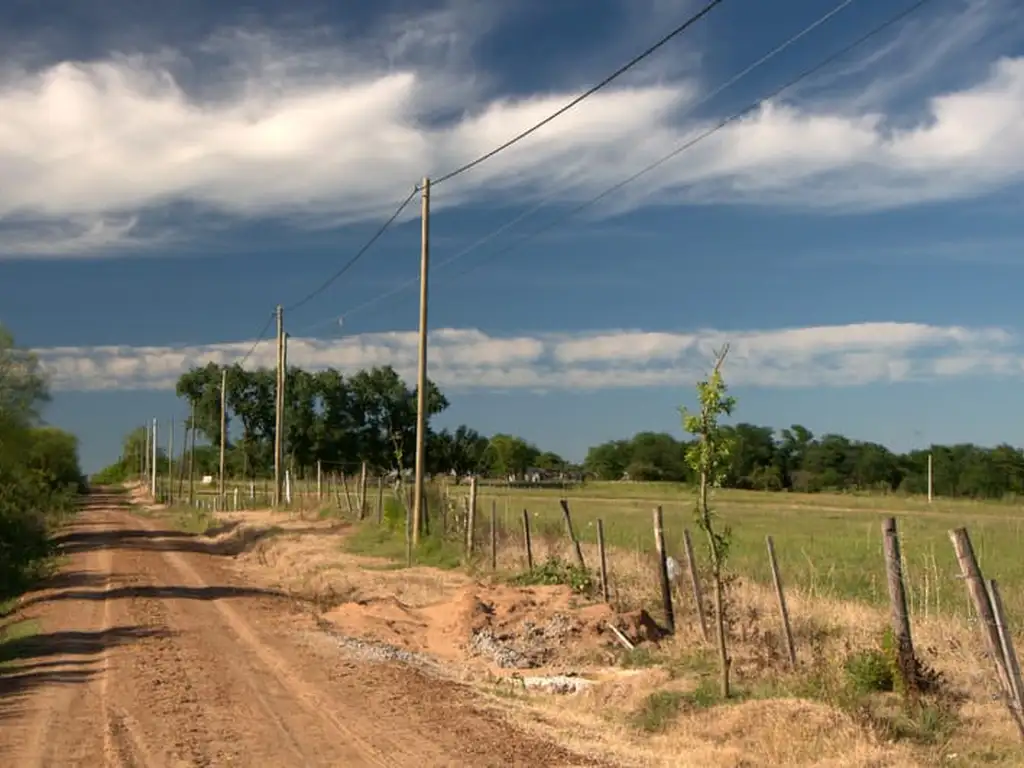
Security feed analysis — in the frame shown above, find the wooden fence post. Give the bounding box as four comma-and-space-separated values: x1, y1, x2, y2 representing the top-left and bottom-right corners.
316, 460, 322, 501
882, 518, 917, 690
466, 477, 478, 558
597, 519, 610, 603
358, 461, 368, 520
522, 509, 533, 570
558, 499, 586, 570
653, 506, 675, 634
988, 579, 1024, 714
682, 529, 709, 642
949, 527, 1024, 738
375, 475, 384, 524
766, 535, 796, 668
490, 499, 497, 571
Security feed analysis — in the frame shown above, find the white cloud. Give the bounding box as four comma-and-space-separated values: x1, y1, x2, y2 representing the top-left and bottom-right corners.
32, 321, 1024, 393
1, 4, 1023, 256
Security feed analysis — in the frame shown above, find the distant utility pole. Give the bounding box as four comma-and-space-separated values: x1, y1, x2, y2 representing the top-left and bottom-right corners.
150, 417, 158, 498
411, 176, 431, 547
219, 367, 228, 498
927, 452, 933, 504
167, 419, 174, 504
274, 305, 284, 508
188, 401, 197, 505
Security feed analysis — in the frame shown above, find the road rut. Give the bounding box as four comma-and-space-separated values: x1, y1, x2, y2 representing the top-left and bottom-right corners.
0, 492, 593, 767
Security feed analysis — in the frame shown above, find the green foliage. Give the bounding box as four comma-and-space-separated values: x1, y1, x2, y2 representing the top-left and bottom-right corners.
0, 324, 83, 597
629, 690, 688, 732
682, 350, 736, 570
511, 557, 595, 594
844, 647, 895, 694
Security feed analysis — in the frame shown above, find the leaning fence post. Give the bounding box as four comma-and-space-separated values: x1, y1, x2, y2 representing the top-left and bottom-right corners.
653, 506, 675, 634
522, 509, 534, 570
597, 519, 610, 603
682, 529, 709, 642
766, 535, 796, 668
558, 499, 586, 570
882, 518, 917, 691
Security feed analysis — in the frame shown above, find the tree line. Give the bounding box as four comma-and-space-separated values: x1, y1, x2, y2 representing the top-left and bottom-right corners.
97, 361, 1024, 501
98, 362, 573, 483
0, 326, 85, 593
585, 425, 1024, 499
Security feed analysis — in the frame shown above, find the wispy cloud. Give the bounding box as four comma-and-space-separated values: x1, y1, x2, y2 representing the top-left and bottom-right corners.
33, 322, 1022, 392
1, 1, 1022, 256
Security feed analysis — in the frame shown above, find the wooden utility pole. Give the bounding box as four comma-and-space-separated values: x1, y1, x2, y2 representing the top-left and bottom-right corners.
274, 305, 284, 508
143, 423, 150, 480
411, 176, 431, 547
188, 401, 197, 505
150, 417, 158, 498
219, 367, 228, 498
167, 420, 174, 504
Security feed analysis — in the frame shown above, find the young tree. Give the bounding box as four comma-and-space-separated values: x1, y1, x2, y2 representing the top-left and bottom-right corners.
681, 345, 735, 698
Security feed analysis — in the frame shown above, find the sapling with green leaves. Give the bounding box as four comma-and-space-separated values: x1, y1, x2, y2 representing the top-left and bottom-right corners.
681, 345, 736, 698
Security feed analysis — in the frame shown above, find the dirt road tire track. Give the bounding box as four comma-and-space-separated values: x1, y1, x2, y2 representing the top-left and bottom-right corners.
0, 492, 598, 767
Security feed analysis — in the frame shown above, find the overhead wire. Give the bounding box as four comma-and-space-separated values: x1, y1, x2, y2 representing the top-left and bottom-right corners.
430, 0, 727, 187
282, 186, 420, 314
449, 0, 940, 279
318, 0, 872, 327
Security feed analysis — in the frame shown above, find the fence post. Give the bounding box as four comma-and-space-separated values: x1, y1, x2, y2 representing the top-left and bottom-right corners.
766, 535, 796, 668
490, 499, 497, 571
466, 477, 478, 558
558, 499, 586, 570
882, 518, 916, 690
522, 509, 533, 570
683, 529, 709, 642
653, 506, 675, 634
597, 519, 609, 603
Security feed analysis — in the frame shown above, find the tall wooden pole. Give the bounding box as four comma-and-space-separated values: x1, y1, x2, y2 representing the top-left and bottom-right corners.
218, 367, 228, 498
167, 419, 174, 504
150, 417, 158, 498
188, 401, 197, 505
411, 176, 431, 547
274, 305, 284, 508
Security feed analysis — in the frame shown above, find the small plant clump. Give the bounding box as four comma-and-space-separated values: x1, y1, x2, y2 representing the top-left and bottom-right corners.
511, 557, 595, 594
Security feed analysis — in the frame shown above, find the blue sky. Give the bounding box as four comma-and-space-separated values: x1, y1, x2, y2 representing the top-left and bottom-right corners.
1, 0, 1024, 472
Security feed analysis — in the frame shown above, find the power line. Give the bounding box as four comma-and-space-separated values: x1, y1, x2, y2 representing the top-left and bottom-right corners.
320, 0, 869, 326
235, 311, 276, 368
451, 0, 938, 278
431, 0, 727, 187
282, 186, 420, 314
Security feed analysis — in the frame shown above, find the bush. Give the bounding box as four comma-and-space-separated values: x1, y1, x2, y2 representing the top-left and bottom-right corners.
511, 556, 595, 594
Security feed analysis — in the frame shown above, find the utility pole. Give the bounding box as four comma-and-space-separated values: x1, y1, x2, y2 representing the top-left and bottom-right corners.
150, 417, 158, 499
167, 419, 174, 504
219, 367, 228, 499
188, 401, 197, 505
411, 176, 431, 547
927, 452, 933, 504
274, 305, 284, 508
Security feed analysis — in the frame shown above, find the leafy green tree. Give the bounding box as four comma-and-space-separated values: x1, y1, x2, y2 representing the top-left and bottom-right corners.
682, 347, 736, 698
485, 434, 539, 478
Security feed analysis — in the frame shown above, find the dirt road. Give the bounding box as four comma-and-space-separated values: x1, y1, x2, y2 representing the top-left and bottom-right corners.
0, 492, 593, 767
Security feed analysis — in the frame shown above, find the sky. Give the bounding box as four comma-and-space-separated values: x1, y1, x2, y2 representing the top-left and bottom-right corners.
1, 0, 1024, 473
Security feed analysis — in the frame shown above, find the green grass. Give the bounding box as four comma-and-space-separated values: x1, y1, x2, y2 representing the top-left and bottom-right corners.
447, 483, 1024, 617
0, 618, 41, 666
342, 522, 465, 570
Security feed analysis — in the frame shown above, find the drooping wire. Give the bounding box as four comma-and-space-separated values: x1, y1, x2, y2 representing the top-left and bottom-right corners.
430, 0, 727, 187
450, 0, 938, 278
282, 186, 420, 314
319, 0, 879, 326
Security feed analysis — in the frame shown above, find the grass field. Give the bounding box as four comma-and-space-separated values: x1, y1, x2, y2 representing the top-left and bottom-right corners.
442, 482, 1024, 619
156, 475, 1024, 617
